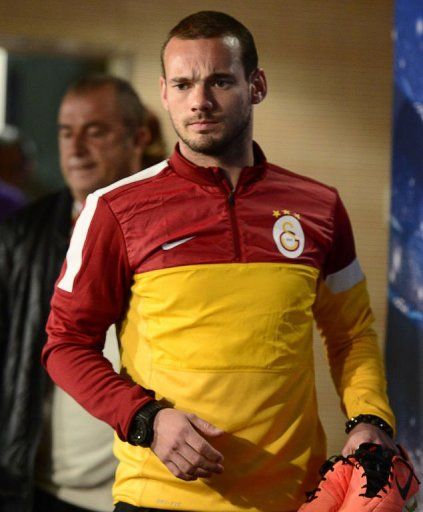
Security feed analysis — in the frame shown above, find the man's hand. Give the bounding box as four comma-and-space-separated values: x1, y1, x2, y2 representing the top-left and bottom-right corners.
151, 408, 224, 481
341, 423, 398, 457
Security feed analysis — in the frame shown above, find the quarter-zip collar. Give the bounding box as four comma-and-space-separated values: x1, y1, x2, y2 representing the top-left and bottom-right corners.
169, 141, 267, 189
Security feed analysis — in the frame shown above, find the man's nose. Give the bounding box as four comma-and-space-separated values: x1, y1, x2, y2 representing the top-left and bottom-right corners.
68, 132, 87, 155
191, 84, 214, 112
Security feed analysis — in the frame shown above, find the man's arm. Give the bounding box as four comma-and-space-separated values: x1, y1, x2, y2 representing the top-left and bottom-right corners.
43, 192, 224, 479
313, 193, 396, 453
42, 192, 153, 439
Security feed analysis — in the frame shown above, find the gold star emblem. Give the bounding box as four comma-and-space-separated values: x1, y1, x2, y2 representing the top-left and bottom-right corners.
273, 210, 281, 218
294, 213, 301, 219
283, 209, 291, 215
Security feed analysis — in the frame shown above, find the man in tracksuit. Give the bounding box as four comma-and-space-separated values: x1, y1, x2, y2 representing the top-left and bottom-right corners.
43, 11, 397, 512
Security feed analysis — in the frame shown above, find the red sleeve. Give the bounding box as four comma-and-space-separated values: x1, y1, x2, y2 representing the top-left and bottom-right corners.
42, 193, 153, 440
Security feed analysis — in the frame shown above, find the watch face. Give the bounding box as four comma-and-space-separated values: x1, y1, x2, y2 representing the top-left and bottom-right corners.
129, 402, 164, 447
136, 420, 149, 444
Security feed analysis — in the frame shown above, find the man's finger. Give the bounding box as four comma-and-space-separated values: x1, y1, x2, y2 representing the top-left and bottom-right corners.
165, 459, 197, 481
185, 428, 224, 464
166, 452, 215, 480
189, 414, 224, 437
179, 443, 224, 474
341, 443, 354, 457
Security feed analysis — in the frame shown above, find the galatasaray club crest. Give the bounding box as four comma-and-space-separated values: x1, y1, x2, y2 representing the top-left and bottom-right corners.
272, 210, 305, 258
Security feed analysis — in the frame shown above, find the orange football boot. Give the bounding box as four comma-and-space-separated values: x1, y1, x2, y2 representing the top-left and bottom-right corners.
298, 455, 355, 511
338, 443, 420, 512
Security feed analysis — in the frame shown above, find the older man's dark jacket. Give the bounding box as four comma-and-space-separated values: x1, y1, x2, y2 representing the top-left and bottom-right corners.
0, 188, 72, 511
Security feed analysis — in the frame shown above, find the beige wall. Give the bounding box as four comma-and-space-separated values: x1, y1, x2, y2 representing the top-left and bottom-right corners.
0, 0, 394, 455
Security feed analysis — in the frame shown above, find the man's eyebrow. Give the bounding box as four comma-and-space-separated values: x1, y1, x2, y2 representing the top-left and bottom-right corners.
209, 72, 235, 79
58, 121, 108, 130
169, 72, 235, 83
169, 76, 191, 83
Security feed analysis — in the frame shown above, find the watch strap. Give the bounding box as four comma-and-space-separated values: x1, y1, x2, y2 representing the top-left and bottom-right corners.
128, 400, 166, 447
345, 414, 394, 438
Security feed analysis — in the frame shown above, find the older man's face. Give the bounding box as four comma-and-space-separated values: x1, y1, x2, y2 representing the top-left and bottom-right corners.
58, 85, 141, 202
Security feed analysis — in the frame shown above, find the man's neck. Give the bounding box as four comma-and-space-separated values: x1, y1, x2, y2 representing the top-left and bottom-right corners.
179, 141, 254, 189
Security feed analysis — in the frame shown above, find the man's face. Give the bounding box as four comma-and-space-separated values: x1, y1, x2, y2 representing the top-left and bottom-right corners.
58, 85, 142, 202
160, 36, 258, 158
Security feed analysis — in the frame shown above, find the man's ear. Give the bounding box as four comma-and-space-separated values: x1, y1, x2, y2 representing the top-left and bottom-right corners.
134, 126, 151, 150
160, 76, 169, 111
130, 125, 151, 173
250, 68, 267, 105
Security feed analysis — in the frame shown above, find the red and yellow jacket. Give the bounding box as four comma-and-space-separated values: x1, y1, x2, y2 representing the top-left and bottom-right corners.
43, 144, 394, 511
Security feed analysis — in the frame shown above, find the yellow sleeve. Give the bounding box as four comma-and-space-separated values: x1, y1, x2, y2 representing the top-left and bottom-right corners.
313, 276, 395, 431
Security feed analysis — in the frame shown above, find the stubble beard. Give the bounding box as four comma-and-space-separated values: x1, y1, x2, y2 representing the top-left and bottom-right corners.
173, 108, 252, 157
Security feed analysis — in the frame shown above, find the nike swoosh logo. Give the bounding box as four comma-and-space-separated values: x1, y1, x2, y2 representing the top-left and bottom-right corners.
162, 236, 196, 251
395, 464, 414, 500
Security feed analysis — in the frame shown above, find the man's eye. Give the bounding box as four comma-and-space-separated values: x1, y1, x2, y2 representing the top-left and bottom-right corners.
87, 127, 106, 137
174, 83, 189, 90
213, 79, 232, 88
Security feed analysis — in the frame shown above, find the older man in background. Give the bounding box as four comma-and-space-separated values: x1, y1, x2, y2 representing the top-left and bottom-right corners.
0, 74, 155, 512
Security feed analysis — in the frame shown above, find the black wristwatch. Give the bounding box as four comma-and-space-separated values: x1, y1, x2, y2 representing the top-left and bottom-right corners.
128, 401, 167, 447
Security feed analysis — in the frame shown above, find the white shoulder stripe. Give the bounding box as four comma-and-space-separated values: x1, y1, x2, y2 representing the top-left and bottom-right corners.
325, 258, 364, 294
57, 160, 168, 293
58, 194, 99, 292
90, 159, 168, 198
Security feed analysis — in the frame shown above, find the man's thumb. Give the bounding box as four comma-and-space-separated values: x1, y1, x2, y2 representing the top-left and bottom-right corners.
189, 415, 224, 437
